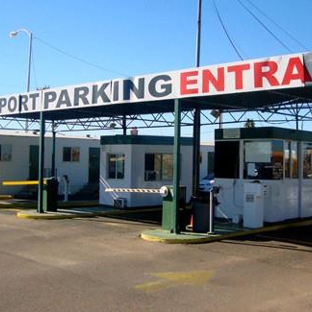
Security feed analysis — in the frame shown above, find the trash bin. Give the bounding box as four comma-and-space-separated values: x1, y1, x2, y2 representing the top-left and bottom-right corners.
43, 177, 59, 212
192, 191, 212, 233
162, 185, 188, 232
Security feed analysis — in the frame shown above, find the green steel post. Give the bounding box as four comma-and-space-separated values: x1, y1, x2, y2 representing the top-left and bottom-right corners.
172, 99, 181, 234
122, 116, 127, 135
192, 110, 201, 196
37, 111, 45, 213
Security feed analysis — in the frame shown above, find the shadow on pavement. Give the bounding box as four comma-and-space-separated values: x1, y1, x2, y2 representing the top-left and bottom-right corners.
96, 210, 162, 225
222, 225, 312, 251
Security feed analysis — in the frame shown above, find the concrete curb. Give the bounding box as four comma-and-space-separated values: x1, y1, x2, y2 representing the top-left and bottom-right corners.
0, 200, 100, 210
141, 218, 312, 244
0, 195, 13, 200
16, 211, 95, 220
16, 207, 161, 220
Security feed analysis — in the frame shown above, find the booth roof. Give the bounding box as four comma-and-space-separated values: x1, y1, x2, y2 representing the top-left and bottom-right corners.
215, 126, 312, 142
100, 134, 193, 146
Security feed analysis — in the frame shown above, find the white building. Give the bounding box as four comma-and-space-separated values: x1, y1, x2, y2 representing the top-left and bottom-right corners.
214, 127, 312, 227
0, 131, 100, 197
100, 135, 214, 208
0, 131, 214, 205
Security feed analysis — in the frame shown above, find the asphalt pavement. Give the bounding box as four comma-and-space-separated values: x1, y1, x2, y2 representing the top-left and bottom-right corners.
0, 207, 312, 311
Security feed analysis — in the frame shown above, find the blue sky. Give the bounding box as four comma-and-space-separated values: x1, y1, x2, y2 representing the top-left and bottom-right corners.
1, 0, 312, 139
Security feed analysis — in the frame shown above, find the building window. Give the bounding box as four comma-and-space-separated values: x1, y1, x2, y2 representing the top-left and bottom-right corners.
285, 141, 298, 179
107, 154, 125, 179
215, 141, 239, 179
244, 140, 283, 180
303, 143, 312, 179
63, 147, 80, 162
0, 145, 12, 161
145, 153, 173, 181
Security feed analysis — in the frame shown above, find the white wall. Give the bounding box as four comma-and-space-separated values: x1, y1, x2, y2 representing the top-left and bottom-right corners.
99, 140, 214, 208
0, 132, 100, 196
52, 135, 99, 194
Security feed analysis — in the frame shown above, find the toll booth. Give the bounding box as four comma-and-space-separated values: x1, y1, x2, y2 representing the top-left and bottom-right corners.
214, 127, 312, 226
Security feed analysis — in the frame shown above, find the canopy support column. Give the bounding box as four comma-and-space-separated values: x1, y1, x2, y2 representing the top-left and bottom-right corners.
172, 99, 181, 234
192, 111, 201, 196
51, 121, 56, 177
122, 116, 127, 135
37, 111, 45, 213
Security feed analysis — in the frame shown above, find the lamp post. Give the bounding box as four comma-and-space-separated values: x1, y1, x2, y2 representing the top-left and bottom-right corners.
9, 28, 33, 132
9, 28, 33, 92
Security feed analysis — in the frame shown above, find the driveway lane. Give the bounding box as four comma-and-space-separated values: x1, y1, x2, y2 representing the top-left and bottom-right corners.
0, 212, 311, 311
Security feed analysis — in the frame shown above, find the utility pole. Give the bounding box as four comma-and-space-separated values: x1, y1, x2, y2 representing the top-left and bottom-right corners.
192, 0, 202, 197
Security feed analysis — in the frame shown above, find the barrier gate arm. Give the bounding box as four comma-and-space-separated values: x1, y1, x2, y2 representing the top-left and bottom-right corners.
105, 187, 169, 196
2, 180, 48, 186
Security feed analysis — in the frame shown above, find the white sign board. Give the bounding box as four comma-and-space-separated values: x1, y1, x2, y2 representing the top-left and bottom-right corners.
0, 52, 311, 116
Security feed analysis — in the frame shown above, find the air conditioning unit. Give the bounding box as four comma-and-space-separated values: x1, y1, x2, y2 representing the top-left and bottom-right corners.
113, 198, 127, 208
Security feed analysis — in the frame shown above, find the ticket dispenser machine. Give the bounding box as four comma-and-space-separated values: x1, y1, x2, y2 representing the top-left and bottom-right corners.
243, 182, 264, 228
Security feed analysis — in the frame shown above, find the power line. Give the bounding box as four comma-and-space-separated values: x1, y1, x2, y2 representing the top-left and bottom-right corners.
244, 0, 310, 52
212, 0, 245, 60
236, 0, 292, 53
34, 36, 130, 78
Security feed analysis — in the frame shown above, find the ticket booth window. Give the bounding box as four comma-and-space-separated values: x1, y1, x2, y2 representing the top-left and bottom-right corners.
215, 141, 239, 178
285, 141, 298, 179
303, 143, 312, 179
144, 153, 173, 181
107, 153, 125, 179
244, 140, 284, 180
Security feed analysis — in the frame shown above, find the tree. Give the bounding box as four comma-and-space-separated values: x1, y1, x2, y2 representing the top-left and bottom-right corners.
244, 118, 255, 128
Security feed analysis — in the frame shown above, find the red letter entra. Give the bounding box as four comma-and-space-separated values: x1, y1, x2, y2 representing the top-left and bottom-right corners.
202, 68, 225, 93
180, 71, 199, 95
227, 64, 250, 90
282, 57, 312, 85
254, 61, 279, 88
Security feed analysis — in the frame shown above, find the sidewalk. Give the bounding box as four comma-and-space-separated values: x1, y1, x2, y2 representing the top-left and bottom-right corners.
2, 199, 312, 244
16, 206, 162, 220
141, 218, 312, 244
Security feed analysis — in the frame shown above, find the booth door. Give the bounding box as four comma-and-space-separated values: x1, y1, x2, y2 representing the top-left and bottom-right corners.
29, 145, 39, 180
88, 147, 100, 183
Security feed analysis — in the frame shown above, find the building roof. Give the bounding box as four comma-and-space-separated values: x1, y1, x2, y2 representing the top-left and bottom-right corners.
101, 135, 193, 146
215, 126, 312, 142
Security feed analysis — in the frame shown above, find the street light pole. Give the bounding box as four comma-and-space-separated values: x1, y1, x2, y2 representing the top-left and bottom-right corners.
9, 28, 33, 131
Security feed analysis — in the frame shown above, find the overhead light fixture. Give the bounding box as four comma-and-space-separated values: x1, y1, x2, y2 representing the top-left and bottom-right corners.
210, 109, 220, 119
109, 123, 116, 129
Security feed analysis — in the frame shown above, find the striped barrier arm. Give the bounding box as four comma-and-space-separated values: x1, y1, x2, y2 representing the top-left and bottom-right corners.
105, 186, 169, 197
105, 188, 160, 193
